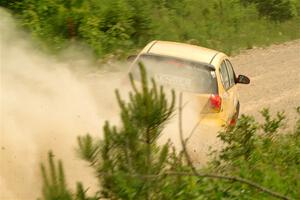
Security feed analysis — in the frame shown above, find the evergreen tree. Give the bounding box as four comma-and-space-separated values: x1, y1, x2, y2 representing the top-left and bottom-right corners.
77, 63, 198, 199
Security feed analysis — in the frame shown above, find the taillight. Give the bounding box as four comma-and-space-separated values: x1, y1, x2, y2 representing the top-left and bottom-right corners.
210, 94, 222, 112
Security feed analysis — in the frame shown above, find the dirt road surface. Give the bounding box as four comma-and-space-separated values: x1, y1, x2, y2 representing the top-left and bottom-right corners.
232, 40, 300, 126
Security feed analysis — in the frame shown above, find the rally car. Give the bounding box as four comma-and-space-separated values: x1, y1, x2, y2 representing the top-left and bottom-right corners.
128, 40, 250, 127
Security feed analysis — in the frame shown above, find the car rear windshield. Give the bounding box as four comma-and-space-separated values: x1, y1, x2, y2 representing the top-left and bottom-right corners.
131, 54, 218, 94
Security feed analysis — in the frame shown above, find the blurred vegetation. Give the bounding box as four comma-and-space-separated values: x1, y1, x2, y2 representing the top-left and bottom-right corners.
1, 0, 300, 58
206, 108, 300, 199
39, 65, 300, 200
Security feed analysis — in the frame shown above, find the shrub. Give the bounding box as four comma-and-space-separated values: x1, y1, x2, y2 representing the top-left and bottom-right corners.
2, 0, 300, 57
209, 108, 300, 199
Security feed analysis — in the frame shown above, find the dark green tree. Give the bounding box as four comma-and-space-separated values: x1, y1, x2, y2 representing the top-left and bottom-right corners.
240, 0, 297, 21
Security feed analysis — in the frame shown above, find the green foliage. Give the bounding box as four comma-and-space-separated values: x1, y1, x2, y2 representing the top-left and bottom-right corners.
240, 0, 298, 22
39, 152, 98, 200
217, 109, 286, 162
1, 0, 154, 56
2, 0, 300, 57
208, 108, 300, 199
40, 152, 73, 200
260, 108, 285, 135
218, 115, 258, 161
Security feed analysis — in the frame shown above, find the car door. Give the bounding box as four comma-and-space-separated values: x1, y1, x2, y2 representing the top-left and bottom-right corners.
219, 60, 236, 122
225, 59, 238, 115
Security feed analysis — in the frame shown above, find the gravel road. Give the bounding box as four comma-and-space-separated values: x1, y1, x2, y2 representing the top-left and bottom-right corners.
232, 40, 300, 126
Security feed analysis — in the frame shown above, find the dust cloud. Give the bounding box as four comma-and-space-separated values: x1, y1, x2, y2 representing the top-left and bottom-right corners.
0, 8, 220, 200
0, 9, 129, 199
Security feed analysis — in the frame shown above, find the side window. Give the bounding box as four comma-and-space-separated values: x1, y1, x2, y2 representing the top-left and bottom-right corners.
225, 60, 236, 87
220, 61, 230, 90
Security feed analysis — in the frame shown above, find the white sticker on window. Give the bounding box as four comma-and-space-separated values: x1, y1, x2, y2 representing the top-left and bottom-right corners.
211, 71, 216, 78
155, 74, 192, 89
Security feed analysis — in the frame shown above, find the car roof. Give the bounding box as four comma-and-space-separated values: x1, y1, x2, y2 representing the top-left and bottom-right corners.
144, 40, 221, 64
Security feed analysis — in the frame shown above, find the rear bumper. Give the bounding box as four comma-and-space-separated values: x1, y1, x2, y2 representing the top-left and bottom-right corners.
198, 114, 226, 128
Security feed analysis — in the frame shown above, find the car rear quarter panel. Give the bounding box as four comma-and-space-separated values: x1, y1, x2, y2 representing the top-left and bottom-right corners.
211, 53, 239, 122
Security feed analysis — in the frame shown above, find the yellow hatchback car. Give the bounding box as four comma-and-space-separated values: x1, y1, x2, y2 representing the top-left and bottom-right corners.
129, 41, 250, 127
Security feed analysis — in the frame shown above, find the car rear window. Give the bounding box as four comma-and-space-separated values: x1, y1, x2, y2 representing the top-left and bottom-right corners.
131, 54, 218, 94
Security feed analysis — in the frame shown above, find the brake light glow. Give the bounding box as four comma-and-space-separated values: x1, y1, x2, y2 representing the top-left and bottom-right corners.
210, 94, 222, 111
